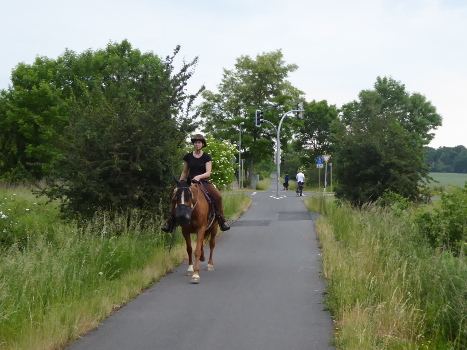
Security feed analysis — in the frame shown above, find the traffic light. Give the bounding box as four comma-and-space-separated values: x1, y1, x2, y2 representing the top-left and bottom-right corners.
255, 110, 264, 127
294, 101, 304, 120
280, 156, 285, 166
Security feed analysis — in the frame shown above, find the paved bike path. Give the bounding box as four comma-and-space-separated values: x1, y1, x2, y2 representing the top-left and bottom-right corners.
67, 180, 334, 350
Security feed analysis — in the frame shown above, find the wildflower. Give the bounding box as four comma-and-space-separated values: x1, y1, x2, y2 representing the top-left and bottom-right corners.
99, 272, 104, 276
1, 214, 8, 219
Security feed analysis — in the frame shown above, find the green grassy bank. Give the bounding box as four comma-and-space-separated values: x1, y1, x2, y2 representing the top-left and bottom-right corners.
306, 196, 467, 349
0, 186, 251, 350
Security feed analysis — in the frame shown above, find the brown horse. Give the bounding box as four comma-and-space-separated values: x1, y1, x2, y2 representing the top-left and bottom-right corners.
173, 177, 218, 284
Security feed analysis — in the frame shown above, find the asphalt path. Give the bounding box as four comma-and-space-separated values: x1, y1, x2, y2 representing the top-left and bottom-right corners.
66, 180, 335, 350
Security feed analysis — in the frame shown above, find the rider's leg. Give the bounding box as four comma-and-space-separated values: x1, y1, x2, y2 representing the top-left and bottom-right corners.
204, 183, 230, 231
161, 192, 177, 233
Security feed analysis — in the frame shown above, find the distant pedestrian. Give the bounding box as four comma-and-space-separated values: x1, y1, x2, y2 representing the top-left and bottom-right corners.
283, 174, 289, 190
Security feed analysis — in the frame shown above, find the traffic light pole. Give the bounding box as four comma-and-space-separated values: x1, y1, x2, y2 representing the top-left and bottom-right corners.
238, 122, 244, 189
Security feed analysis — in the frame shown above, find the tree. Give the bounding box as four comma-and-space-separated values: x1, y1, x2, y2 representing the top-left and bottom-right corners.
2, 40, 202, 218
0, 57, 70, 180
202, 135, 237, 189
425, 146, 467, 173
290, 99, 339, 173
197, 50, 304, 183
334, 77, 442, 206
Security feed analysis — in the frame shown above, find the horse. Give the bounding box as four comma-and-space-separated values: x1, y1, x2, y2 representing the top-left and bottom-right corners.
172, 176, 218, 284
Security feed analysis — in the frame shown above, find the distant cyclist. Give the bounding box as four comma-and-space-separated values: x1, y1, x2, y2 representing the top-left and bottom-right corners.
296, 170, 305, 196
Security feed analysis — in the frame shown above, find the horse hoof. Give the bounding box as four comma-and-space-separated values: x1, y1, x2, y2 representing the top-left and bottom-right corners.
190, 275, 200, 284
186, 265, 194, 276
186, 270, 194, 276
207, 264, 214, 271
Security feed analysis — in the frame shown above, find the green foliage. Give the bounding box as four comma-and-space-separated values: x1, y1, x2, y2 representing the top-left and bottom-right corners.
292, 100, 339, 165
203, 135, 237, 189
0, 62, 69, 180
0, 188, 59, 249
426, 145, 467, 173
0, 186, 249, 348
18, 41, 203, 219
197, 50, 304, 182
334, 77, 441, 206
415, 184, 467, 253
308, 196, 467, 349
375, 190, 411, 217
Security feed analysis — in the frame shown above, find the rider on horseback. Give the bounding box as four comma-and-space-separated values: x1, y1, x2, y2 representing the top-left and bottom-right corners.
161, 134, 231, 233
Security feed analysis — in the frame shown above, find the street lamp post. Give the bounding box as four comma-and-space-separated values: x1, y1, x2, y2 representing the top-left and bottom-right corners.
239, 122, 244, 189
275, 106, 303, 198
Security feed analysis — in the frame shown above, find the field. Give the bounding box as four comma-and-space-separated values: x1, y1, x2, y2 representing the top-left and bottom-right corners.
427, 172, 467, 189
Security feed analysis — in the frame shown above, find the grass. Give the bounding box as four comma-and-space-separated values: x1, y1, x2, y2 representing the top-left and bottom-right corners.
427, 173, 467, 191
0, 185, 251, 350
255, 177, 272, 190
306, 196, 467, 349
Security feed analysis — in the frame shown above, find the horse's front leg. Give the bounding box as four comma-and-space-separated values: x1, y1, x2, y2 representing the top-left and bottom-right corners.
183, 231, 194, 276
207, 227, 217, 271
191, 228, 205, 284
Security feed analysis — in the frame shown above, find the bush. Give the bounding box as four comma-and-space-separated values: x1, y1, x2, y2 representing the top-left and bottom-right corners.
415, 184, 467, 254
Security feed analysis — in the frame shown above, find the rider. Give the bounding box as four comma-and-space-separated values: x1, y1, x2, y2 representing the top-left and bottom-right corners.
296, 170, 305, 196
161, 134, 231, 233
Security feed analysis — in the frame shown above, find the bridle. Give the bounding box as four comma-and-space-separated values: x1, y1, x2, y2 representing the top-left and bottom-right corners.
175, 183, 199, 211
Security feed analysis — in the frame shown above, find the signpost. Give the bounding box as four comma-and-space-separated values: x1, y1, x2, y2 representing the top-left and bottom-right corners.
316, 157, 323, 190
322, 155, 331, 195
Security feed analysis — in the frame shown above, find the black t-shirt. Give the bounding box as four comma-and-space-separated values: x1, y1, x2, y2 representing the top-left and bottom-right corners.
183, 152, 212, 180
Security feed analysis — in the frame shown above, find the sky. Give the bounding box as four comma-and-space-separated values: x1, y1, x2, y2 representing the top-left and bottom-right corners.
1, 0, 466, 149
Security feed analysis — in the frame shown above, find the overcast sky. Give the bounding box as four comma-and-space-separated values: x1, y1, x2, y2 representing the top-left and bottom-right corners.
1, 0, 465, 148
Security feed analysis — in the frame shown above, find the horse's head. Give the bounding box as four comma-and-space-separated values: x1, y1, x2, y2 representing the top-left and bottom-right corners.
173, 176, 193, 226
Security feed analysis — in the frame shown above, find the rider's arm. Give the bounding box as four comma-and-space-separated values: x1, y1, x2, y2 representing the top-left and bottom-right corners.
192, 161, 212, 182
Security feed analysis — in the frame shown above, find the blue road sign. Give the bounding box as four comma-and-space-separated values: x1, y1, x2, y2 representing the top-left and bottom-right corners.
316, 157, 324, 164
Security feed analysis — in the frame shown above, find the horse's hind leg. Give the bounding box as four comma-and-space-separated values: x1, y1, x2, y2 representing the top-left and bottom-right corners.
200, 245, 205, 262
183, 231, 194, 276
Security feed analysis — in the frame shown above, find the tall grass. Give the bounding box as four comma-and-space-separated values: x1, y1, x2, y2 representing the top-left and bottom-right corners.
0, 186, 250, 350
255, 177, 272, 191
306, 196, 467, 349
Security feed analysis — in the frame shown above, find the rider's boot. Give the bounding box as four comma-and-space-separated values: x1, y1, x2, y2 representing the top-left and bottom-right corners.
219, 219, 231, 231
161, 214, 176, 233
215, 211, 230, 231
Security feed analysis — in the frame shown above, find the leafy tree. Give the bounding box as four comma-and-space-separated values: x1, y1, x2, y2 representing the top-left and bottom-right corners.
341, 77, 441, 145
288, 99, 339, 178
197, 50, 304, 184
293, 100, 338, 157
334, 77, 442, 206
0, 58, 70, 180
425, 146, 467, 173
7, 40, 203, 218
